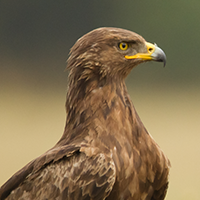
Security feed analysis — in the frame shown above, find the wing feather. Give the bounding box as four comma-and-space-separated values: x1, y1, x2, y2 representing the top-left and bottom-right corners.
3, 152, 116, 200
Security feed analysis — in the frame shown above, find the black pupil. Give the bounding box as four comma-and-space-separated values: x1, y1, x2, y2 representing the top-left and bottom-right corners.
122, 43, 126, 48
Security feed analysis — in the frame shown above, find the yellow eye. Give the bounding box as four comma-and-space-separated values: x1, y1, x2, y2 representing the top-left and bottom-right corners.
119, 42, 128, 51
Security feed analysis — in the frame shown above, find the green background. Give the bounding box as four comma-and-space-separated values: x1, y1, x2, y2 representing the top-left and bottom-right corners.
1, 1, 200, 199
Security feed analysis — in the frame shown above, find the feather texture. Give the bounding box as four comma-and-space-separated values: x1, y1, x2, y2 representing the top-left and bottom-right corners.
0, 27, 170, 200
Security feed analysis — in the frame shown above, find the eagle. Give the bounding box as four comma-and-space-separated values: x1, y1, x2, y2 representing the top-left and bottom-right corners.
0, 27, 170, 200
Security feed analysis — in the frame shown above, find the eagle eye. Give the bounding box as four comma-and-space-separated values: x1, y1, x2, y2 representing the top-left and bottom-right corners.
119, 42, 128, 51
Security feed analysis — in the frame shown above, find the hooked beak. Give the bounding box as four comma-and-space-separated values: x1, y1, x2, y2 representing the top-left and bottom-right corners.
125, 42, 166, 67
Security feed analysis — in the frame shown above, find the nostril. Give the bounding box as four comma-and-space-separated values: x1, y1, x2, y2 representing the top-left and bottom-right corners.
148, 47, 153, 53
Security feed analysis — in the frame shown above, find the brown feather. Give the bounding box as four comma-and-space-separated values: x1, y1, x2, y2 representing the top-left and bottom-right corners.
0, 27, 170, 200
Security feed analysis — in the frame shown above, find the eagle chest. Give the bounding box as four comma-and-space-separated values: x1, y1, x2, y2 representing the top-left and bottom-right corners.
81, 89, 169, 199
106, 131, 169, 200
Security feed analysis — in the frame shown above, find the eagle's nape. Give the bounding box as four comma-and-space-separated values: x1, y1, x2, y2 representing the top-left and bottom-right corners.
0, 27, 170, 200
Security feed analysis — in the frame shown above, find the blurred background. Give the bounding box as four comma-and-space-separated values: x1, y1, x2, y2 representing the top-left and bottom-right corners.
0, 1, 200, 199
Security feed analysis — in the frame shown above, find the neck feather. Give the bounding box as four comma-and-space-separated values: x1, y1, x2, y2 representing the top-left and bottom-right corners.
57, 66, 142, 146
